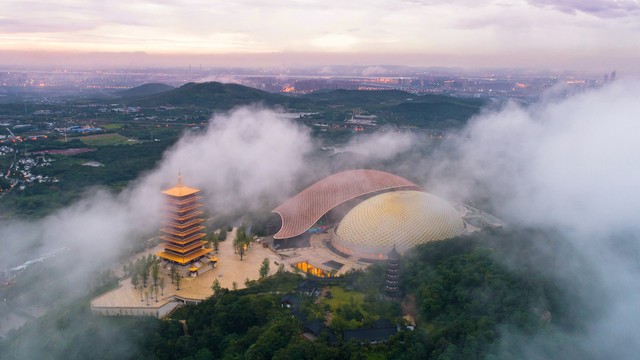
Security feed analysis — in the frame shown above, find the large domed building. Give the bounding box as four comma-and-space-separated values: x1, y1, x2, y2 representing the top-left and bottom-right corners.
273, 170, 466, 264
270, 169, 500, 277
272, 169, 421, 240
332, 190, 465, 260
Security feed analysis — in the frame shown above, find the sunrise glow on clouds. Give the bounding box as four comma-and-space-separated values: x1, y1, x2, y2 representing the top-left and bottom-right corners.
0, 0, 638, 68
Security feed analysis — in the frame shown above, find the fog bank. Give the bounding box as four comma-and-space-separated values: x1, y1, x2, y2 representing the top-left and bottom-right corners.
425, 80, 640, 359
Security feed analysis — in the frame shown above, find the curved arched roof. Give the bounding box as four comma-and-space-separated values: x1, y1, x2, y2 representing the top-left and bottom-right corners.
273, 169, 420, 239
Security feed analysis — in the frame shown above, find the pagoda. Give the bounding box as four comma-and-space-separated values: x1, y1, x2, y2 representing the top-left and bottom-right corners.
384, 245, 400, 298
156, 175, 212, 272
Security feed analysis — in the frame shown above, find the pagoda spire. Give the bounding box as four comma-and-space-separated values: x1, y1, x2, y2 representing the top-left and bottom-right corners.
177, 171, 183, 188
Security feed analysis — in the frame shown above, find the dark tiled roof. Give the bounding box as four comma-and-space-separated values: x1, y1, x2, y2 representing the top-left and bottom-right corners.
280, 294, 300, 307
297, 279, 318, 293
343, 326, 397, 343
304, 320, 326, 336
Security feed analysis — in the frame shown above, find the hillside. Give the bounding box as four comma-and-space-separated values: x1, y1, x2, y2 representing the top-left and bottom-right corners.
382, 95, 487, 127
303, 88, 488, 127
124, 83, 487, 128
304, 89, 414, 106
0, 228, 593, 359
116, 83, 175, 98
130, 81, 310, 109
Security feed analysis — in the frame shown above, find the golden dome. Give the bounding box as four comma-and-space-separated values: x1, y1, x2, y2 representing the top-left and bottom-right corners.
333, 191, 464, 259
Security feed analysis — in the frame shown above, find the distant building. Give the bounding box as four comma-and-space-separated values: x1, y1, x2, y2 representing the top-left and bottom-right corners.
156, 175, 212, 276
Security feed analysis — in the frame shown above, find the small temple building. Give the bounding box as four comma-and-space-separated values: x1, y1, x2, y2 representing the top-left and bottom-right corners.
156, 175, 213, 276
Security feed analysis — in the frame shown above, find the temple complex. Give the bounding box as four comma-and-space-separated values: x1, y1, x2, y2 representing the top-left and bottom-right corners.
156, 175, 213, 276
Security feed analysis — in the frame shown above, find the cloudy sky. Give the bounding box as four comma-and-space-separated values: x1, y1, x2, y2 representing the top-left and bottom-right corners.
0, 0, 639, 69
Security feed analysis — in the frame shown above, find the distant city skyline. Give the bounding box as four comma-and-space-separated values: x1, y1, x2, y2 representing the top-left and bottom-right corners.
0, 0, 639, 72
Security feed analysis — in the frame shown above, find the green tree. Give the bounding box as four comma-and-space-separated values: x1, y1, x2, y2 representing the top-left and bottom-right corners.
174, 273, 181, 291
194, 348, 214, 360
213, 235, 220, 253
152, 261, 159, 287
206, 232, 216, 248
245, 317, 300, 360
211, 279, 222, 298
159, 277, 165, 296
138, 258, 149, 288
234, 226, 253, 261
259, 258, 270, 278
234, 229, 246, 261
131, 272, 139, 290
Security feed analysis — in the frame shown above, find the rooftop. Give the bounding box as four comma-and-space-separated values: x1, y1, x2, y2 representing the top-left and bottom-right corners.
335, 190, 465, 254
162, 174, 201, 197
273, 169, 420, 239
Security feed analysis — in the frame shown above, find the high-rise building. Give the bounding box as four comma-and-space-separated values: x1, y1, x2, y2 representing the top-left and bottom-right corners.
156, 175, 212, 274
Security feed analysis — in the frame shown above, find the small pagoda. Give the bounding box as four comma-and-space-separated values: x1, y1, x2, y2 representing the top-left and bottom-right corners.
385, 245, 400, 298
156, 174, 212, 275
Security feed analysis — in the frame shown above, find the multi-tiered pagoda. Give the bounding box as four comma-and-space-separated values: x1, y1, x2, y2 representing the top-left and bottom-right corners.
156, 175, 212, 273
385, 245, 400, 298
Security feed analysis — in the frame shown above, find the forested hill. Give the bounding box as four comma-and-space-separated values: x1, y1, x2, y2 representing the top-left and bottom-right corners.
129, 82, 310, 109
303, 89, 488, 127
399, 228, 598, 359
122, 82, 488, 127
303, 89, 414, 105
0, 227, 596, 359
116, 83, 175, 98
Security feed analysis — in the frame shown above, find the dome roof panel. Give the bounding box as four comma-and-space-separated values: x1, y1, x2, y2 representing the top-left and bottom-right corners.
335, 191, 464, 254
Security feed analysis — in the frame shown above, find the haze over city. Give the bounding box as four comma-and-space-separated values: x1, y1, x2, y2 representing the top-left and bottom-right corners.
1, 0, 639, 71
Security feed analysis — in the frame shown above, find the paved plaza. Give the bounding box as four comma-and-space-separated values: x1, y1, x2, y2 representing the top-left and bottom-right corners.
91, 228, 281, 313
277, 232, 369, 276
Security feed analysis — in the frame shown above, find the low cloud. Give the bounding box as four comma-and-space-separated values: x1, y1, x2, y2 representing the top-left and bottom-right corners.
361, 65, 388, 76
151, 106, 313, 213
334, 79, 640, 358
3, 79, 640, 358
342, 130, 417, 161
0, 106, 313, 299
425, 79, 640, 358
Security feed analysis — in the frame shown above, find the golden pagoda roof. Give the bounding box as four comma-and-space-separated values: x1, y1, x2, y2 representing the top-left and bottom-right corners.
162, 173, 201, 197
156, 248, 212, 265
